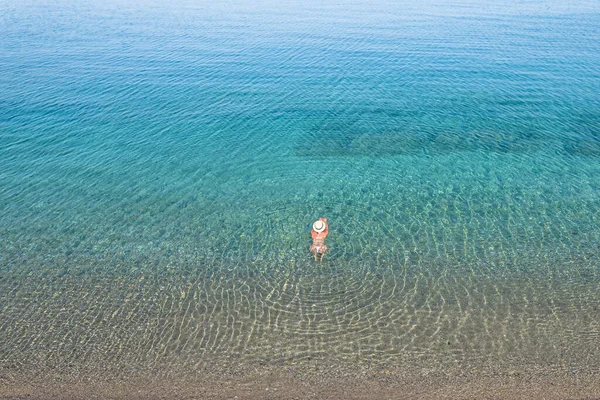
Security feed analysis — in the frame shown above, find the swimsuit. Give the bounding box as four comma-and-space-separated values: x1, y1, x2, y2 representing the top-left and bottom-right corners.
311, 239, 327, 254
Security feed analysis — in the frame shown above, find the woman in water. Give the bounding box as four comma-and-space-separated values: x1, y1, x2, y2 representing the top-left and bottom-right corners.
310, 217, 329, 262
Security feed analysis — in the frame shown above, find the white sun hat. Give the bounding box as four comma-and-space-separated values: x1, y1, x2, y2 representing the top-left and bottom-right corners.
313, 220, 326, 233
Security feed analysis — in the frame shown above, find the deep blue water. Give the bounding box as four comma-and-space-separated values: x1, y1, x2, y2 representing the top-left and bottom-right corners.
1, 0, 599, 376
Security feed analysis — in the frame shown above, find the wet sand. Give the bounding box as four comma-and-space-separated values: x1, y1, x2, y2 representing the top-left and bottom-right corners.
2, 363, 599, 400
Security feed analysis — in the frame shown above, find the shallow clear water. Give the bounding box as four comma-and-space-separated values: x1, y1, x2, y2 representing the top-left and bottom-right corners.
1, 0, 599, 377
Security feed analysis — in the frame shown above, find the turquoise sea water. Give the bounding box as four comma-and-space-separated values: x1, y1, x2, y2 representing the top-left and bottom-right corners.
1, 0, 599, 378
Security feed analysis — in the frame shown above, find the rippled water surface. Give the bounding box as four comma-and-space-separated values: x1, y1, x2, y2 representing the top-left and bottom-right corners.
1, 0, 599, 378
